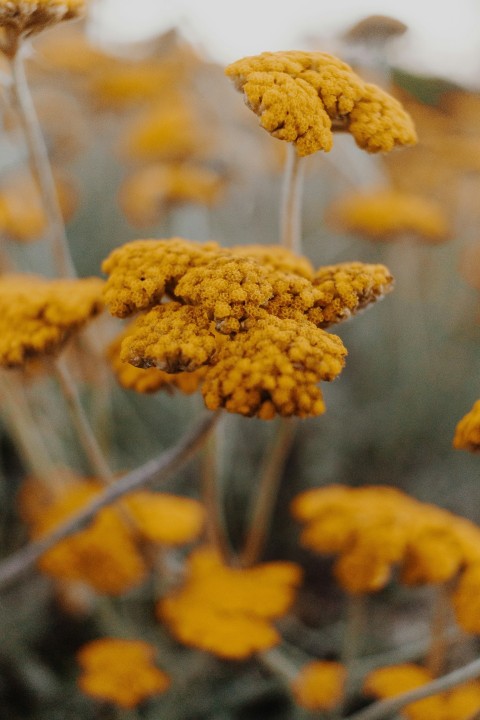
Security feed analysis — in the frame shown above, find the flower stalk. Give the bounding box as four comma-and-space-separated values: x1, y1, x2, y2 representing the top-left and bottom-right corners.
280, 144, 305, 254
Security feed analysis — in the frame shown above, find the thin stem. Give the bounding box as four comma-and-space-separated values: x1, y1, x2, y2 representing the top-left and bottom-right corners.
280, 144, 305, 254
240, 418, 296, 567
426, 584, 452, 677
345, 656, 480, 720
200, 420, 232, 563
0, 411, 219, 592
259, 646, 299, 682
51, 356, 114, 484
335, 595, 368, 717
9, 47, 75, 278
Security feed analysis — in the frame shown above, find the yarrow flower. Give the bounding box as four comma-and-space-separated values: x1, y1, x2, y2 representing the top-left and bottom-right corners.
291, 484, 480, 594
157, 546, 302, 659
77, 638, 170, 708
453, 400, 480, 453
328, 189, 450, 243
0, 274, 104, 367
291, 661, 346, 711
225, 51, 416, 156
0, 0, 85, 57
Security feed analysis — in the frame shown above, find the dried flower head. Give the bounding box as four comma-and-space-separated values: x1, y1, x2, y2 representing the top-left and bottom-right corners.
107, 331, 206, 395
102, 238, 221, 318
329, 189, 449, 243
309, 262, 394, 327
225, 51, 416, 156
0, 0, 85, 57
157, 546, 302, 659
453, 400, 480, 453
119, 162, 225, 228
291, 661, 346, 711
202, 314, 346, 419
0, 274, 104, 367
77, 638, 170, 708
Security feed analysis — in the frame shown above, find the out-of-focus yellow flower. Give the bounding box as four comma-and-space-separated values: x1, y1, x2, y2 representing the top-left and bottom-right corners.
157, 546, 302, 659
119, 162, 225, 228
89, 60, 173, 110
0, 0, 84, 56
202, 313, 345, 419
364, 664, 480, 720
329, 189, 449, 243
124, 491, 205, 545
0, 168, 78, 242
225, 51, 416, 156
453, 400, 480, 453
291, 661, 346, 711
102, 238, 221, 318
107, 331, 206, 395
0, 274, 104, 368
309, 262, 394, 327
292, 485, 476, 594
32, 21, 112, 76
77, 638, 170, 708
452, 564, 480, 634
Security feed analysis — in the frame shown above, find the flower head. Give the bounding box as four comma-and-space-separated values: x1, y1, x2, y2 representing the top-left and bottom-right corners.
0, 274, 104, 368
0, 0, 85, 57
291, 661, 346, 711
157, 546, 302, 659
329, 189, 449, 243
77, 638, 170, 708
225, 51, 416, 156
453, 400, 480, 453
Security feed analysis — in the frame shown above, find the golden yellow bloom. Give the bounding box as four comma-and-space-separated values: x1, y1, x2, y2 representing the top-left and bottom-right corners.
225, 51, 416, 156
120, 303, 218, 373
291, 661, 346, 711
102, 238, 221, 318
452, 564, 480, 634
119, 162, 225, 228
31, 21, 112, 76
124, 491, 204, 545
309, 262, 394, 327
89, 60, 172, 110
0, 168, 78, 242
202, 314, 346, 419
0, 274, 104, 368
363, 664, 443, 720
77, 638, 170, 708
0, 0, 84, 56
157, 546, 302, 659
453, 400, 480, 453
230, 243, 314, 279
107, 331, 206, 395
329, 189, 449, 243
291, 485, 473, 593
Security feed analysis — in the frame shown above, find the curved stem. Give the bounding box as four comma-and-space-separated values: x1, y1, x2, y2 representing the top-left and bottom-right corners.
280, 144, 305, 254
0, 411, 219, 592
9, 47, 75, 278
345, 656, 480, 720
51, 356, 114, 484
240, 418, 296, 567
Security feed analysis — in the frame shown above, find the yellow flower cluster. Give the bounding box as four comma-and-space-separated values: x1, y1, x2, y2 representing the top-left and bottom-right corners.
225, 51, 416, 156
119, 162, 225, 228
453, 400, 480, 453
0, 274, 104, 367
329, 189, 450, 243
104, 239, 383, 417
291, 484, 480, 595
107, 331, 206, 395
21, 477, 205, 594
364, 663, 480, 720
157, 546, 302, 659
0, 0, 84, 56
291, 661, 346, 711
77, 638, 170, 708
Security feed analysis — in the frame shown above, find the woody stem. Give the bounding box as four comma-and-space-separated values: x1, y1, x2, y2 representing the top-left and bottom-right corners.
9, 46, 75, 278
280, 144, 305, 254
51, 356, 114, 483
241, 418, 296, 567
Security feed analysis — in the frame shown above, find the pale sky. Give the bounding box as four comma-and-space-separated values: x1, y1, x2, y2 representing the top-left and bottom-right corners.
92, 0, 480, 86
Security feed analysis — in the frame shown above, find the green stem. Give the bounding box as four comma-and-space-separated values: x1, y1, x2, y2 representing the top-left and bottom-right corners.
259, 646, 299, 682
200, 419, 232, 563
240, 418, 296, 567
280, 144, 305, 254
335, 594, 368, 717
9, 47, 75, 278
